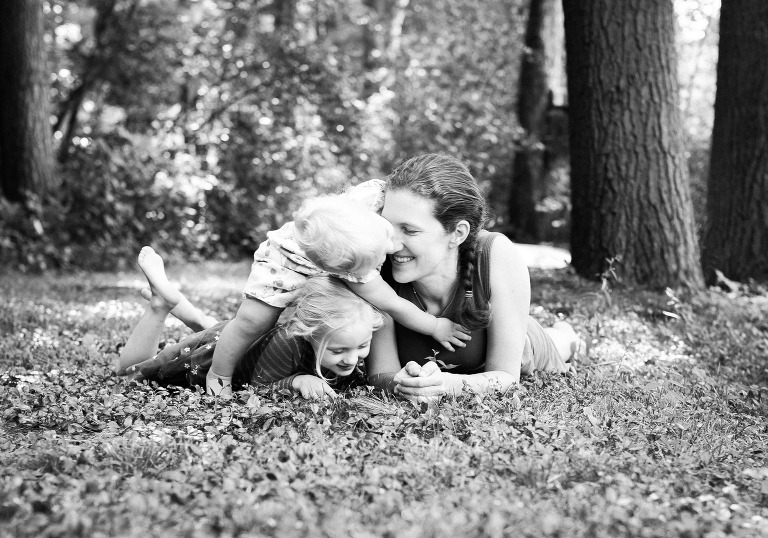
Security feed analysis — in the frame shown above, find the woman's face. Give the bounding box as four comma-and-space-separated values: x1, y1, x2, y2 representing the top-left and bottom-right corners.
381, 189, 454, 284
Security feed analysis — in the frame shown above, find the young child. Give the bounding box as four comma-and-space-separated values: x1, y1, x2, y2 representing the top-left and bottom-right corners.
116, 248, 385, 398
206, 180, 470, 397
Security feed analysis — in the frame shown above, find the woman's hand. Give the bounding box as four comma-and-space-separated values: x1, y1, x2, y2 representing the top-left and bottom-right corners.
393, 361, 450, 403
292, 375, 337, 399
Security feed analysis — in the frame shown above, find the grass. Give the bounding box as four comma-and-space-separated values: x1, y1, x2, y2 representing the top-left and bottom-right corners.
1, 259, 767, 537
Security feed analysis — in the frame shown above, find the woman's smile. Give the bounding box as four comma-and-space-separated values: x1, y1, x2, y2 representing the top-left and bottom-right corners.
382, 189, 456, 284
392, 254, 415, 264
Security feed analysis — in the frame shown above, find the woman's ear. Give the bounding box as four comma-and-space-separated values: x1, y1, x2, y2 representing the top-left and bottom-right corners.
450, 220, 470, 247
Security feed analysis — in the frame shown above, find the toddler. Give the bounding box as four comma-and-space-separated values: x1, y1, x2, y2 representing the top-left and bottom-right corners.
116, 248, 385, 398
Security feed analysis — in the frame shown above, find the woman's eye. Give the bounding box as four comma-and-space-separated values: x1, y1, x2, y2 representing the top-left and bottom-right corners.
403, 228, 418, 236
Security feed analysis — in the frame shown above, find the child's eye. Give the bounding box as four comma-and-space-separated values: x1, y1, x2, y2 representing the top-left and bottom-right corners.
330, 349, 345, 355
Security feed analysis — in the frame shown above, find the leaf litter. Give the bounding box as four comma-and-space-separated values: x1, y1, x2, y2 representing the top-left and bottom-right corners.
1, 265, 767, 536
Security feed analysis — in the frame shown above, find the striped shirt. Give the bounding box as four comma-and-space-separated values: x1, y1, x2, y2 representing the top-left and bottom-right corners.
236, 327, 317, 390
235, 326, 364, 391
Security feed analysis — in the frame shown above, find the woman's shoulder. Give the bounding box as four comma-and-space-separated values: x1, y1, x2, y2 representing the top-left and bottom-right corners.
476, 230, 529, 296
476, 230, 522, 272
479, 230, 523, 261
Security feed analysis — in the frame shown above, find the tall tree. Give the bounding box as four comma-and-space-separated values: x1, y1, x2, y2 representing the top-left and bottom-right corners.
508, 0, 565, 242
562, 0, 703, 288
0, 0, 55, 202
703, 1, 768, 282
361, 0, 410, 98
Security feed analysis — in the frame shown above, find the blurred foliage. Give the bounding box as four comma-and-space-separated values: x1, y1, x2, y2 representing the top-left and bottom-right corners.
676, 0, 720, 238
387, 0, 526, 223
0, 0, 720, 271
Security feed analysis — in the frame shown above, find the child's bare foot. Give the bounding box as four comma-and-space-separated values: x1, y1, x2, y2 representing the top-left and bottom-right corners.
138, 246, 182, 310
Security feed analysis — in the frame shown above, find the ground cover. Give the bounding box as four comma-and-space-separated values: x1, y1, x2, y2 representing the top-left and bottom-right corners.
1, 258, 767, 537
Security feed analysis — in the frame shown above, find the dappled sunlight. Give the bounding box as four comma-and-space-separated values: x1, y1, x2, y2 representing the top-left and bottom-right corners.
2, 263, 768, 537
71, 299, 145, 322
591, 313, 694, 372
516, 243, 571, 270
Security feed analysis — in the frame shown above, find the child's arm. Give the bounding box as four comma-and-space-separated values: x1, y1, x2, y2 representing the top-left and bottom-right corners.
348, 276, 470, 352
207, 298, 281, 396
248, 329, 337, 399
255, 373, 336, 399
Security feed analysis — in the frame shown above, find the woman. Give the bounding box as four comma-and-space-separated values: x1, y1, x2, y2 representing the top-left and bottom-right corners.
366, 154, 585, 402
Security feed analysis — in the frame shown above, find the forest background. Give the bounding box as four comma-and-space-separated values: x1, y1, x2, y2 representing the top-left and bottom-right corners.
4, 1, 768, 536
1, 0, 720, 278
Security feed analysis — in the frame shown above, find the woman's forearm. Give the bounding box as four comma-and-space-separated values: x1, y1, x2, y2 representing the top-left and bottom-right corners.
443, 370, 518, 395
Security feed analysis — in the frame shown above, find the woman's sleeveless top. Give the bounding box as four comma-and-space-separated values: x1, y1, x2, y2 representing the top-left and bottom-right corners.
384, 230, 501, 374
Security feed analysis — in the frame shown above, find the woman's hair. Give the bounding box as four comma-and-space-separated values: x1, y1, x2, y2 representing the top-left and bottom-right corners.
387, 153, 491, 330
294, 195, 387, 277
283, 276, 385, 378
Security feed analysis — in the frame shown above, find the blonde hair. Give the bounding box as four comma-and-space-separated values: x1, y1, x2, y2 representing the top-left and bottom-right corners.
282, 276, 384, 378
294, 195, 387, 277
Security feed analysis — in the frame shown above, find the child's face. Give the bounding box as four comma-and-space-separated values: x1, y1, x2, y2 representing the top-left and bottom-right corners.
314, 319, 374, 376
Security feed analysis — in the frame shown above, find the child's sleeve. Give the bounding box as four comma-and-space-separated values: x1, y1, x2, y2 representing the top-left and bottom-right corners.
347, 276, 440, 337
344, 179, 386, 213
249, 331, 313, 391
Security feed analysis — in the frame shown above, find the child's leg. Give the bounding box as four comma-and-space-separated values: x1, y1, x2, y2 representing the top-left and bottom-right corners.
117, 290, 176, 372
139, 288, 218, 332
206, 297, 282, 396
137, 247, 218, 331
118, 247, 188, 372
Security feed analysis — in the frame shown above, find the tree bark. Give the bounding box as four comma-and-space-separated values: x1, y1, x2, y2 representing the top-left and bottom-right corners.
562, 0, 703, 288
0, 0, 55, 202
703, 1, 768, 282
508, 0, 566, 243
508, 0, 550, 242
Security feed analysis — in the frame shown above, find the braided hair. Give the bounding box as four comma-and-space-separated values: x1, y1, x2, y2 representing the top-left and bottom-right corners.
387, 154, 491, 330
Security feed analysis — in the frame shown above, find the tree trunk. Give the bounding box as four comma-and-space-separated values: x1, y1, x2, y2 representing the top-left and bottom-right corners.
562, 0, 703, 288
703, 1, 768, 282
508, 0, 550, 243
273, 0, 296, 31
361, 0, 410, 97
0, 0, 55, 202
509, 0, 566, 243
362, 0, 383, 98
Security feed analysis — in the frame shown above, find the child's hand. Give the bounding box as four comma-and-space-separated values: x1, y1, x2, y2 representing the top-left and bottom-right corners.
432, 317, 471, 352
292, 375, 337, 399
206, 370, 233, 398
